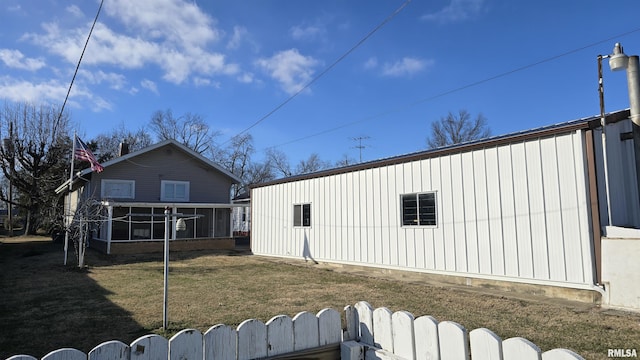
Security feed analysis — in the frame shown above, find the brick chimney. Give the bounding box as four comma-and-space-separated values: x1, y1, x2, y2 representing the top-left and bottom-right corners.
118, 140, 129, 156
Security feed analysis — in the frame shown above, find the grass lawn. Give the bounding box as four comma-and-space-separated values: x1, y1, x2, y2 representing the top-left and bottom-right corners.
1, 237, 639, 360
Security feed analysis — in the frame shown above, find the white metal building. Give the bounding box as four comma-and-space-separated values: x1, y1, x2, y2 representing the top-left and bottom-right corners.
251, 110, 640, 308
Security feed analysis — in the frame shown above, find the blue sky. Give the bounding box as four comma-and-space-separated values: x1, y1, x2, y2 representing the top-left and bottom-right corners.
1, 0, 640, 165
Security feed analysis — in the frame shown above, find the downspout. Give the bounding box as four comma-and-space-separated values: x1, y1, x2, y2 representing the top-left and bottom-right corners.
585, 129, 602, 285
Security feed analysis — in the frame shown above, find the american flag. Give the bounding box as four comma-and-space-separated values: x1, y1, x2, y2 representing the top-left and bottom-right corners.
74, 136, 104, 173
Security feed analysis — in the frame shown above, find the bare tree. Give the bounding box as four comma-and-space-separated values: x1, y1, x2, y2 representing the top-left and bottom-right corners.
92, 123, 152, 162
68, 198, 105, 268
212, 134, 275, 197
244, 162, 275, 188
0, 102, 71, 234
266, 148, 293, 178
426, 110, 491, 149
265, 149, 330, 177
149, 109, 219, 154
335, 153, 357, 167
295, 153, 330, 175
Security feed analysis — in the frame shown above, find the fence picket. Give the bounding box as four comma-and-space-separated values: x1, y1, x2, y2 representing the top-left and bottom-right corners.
414, 315, 440, 360
542, 349, 584, 360
502, 337, 541, 360
343, 305, 358, 341
437, 321, 469, 360
373, 307, 393, 351
392, 311, 415, 360
317, 308, 342, 345
203, 324, 236, 360
237, 319, 267, 360
4, 302, 587, 360
169, 329, 202, 360
130, 335, 168, 360
355, 301, 374, 345
266, 315, 294, 356
42, 348, 86, 360
293, 311, 319, 351
469, 328, 503, 360
88, 340, 130, 360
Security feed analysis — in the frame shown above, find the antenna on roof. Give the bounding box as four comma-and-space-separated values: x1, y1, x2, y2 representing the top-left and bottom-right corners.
351, 136, 371, 163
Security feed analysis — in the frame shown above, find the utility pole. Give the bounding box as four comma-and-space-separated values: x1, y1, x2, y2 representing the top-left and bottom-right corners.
351, 136, 370, 163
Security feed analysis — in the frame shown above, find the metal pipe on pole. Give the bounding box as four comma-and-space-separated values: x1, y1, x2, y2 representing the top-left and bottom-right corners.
163, 207, 170, 331
627, 55, 640, 214
598, 54, 614, 226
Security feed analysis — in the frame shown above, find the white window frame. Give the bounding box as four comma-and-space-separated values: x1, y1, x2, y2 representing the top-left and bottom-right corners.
161, 180, 190, 202
101, 179, 135, 199
293, 203, 311, 227
401, 192, 437, 227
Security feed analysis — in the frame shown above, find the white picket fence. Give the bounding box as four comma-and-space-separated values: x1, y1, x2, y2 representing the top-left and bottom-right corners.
6, 301, 584, 360
342, 301, 585, 360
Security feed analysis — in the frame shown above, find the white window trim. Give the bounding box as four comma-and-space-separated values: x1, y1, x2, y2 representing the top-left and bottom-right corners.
161, 180, 190, 202
400, 191, 438, 228
101, 179, 135, 199
293, 203, 311, 227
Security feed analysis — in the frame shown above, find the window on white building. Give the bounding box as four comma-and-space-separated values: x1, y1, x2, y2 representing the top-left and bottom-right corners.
293, 203, 311, 227
401, 192, 437, 226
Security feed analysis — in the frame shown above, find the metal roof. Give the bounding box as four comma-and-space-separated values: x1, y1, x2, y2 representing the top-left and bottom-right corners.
252, 109, 630, 188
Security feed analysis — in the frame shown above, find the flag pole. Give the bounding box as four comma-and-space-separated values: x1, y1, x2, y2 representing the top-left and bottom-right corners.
64, 133, 76, 265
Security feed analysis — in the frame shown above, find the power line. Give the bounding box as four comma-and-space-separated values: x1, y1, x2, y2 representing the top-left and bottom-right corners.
222, 0, 412, 145
56, 0, 104, 126
264, 26, 640, 150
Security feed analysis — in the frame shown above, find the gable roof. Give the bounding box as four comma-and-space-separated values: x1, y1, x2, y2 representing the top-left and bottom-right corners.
56, 139, 241, 194
252, 109, 630, 188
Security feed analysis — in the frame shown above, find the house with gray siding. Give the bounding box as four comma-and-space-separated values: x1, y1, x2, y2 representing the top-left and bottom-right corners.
251, 109, 640, 311
57, 139, 242, 254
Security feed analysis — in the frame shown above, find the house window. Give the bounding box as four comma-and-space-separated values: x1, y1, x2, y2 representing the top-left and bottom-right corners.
401, 192, 437, 226
102, 180, 135, 199
293, 203, 311, 227
161, 180, 190, 202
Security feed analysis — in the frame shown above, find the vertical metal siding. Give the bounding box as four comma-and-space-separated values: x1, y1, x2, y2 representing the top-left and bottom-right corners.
473, 150, 492, 274
251, 130, 595, 287
462, 151, 479, 274
525, 140, 550, 280
512, 142, 534, 278
485, 147, 505, 276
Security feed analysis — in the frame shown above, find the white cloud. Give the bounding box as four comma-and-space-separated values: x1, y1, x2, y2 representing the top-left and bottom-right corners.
79, 69, 127, 90
290, 24, 324, 41
364, 57, 378, 70
193, 77, 211, 87
140, 79, 158, 94
255, 49, 320, 95
421, 0, 485, 23
66, 5, 84, 18
0, 77, 65, 103
0, 49, 45, 71
0, 76, 110, 111
381, 57, 433, 77
103, 0, 221, 47
22, 0, 239, 85
237, 72, 254, 84
227, 26, 248, 50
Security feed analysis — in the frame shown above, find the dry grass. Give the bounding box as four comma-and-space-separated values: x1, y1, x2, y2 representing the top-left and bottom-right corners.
1, 237, 639, 359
